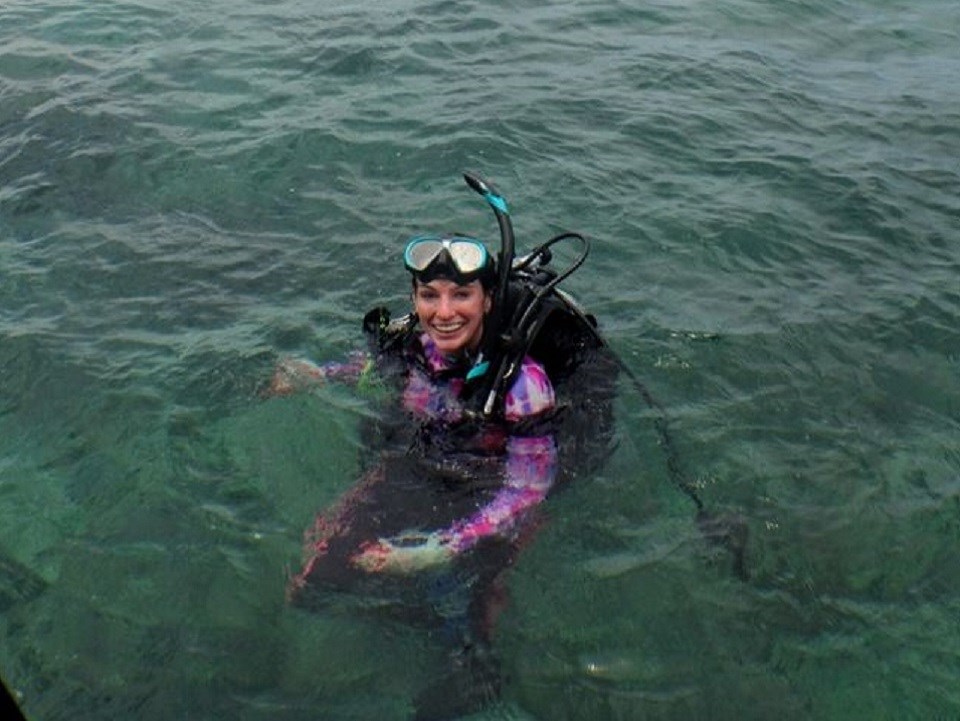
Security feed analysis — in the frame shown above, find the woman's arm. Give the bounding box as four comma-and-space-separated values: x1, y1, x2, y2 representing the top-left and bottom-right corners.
351, 434, 558, 573
266, 350, 372, 396
441, 433, 557, 553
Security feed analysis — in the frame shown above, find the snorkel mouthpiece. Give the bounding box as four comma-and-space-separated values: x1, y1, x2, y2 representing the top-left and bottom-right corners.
463, 172, 509, 215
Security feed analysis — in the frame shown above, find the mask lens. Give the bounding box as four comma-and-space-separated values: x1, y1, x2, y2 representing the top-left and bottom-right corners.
447, 240, 486, 272
404, 239, 445, 271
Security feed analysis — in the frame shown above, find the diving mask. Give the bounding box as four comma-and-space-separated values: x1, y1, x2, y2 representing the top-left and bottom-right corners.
403, 235, 496, 287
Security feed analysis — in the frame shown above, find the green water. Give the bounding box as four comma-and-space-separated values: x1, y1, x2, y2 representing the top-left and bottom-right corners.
1, 0, 958, 718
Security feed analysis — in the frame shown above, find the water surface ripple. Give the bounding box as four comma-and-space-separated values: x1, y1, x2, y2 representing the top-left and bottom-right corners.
1, 0, 958, 719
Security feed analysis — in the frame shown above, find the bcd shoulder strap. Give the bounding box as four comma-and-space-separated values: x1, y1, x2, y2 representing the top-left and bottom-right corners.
362, 306, 417, 355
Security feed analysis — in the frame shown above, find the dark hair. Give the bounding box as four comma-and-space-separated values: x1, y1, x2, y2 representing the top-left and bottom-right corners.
410, 266, 497, 292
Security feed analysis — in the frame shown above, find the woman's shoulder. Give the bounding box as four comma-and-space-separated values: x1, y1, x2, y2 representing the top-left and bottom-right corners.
504, 356, 555, 421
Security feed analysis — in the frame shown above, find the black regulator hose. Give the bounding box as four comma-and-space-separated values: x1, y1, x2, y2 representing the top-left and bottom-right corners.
614, 356, 749, 580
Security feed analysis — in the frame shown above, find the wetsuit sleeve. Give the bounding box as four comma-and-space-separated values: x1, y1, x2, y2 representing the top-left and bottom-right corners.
441, 359, 558, 554
441, 435, 557, 554
267, 351, 372, 395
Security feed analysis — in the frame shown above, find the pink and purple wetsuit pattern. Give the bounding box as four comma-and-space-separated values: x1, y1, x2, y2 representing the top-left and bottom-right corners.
406, 333, 558, 554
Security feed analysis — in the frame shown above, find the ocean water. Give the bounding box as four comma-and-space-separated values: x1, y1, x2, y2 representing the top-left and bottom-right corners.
1, 0, 958, 719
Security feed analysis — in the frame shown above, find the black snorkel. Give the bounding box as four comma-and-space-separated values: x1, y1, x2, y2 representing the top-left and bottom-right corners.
463, 171, 514, 315
462, 171, 516, 414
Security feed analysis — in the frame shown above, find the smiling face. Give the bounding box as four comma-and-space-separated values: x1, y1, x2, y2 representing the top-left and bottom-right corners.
413, 278, 492, 356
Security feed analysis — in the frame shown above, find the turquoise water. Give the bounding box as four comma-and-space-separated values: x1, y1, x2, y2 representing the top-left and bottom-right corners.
2, 0, 958, 718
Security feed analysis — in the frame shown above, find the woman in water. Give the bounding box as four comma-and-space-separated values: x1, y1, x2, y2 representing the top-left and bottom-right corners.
268, 234, 559, 719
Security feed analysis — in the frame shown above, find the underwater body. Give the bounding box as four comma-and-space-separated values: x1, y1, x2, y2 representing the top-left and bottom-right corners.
2, 0, 959, 719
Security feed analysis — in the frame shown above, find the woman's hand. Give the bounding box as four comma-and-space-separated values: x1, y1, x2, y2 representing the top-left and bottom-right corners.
264, 358, 325, 397
351, 531, 454, 574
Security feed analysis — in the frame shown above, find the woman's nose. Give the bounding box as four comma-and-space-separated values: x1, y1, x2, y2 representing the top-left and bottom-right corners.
436, 295, 456, 318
